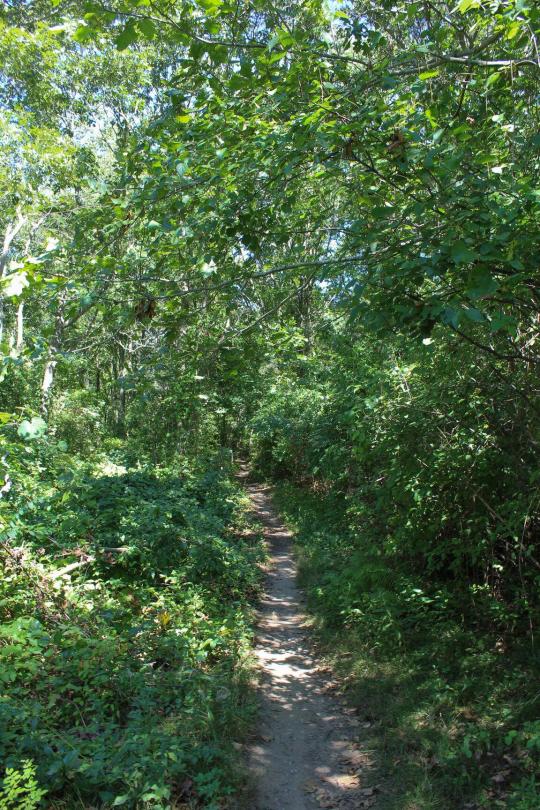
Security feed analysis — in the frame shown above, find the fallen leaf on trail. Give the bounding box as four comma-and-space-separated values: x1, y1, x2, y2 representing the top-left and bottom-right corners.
343, 749, 369, 768
315, 788, 341, 808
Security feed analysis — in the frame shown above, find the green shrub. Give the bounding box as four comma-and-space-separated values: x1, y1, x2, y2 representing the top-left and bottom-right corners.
50, 389, 104, 454
0, 760, 46, 810
0, 428, 264, 808
273, 481, 540, 810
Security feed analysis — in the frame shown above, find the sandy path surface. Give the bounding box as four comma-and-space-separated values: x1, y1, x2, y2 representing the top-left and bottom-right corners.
244, 480, 375, 810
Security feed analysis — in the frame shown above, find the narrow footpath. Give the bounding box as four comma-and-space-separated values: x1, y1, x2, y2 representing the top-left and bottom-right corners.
244, 479, 375, 810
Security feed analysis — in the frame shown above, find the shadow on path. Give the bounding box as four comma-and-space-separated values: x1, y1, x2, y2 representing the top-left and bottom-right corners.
243, 477, 375, 810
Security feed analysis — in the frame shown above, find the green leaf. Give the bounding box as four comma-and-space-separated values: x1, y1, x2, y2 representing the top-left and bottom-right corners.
486, 72, 501, 87
451, 241, 476, 264
267, 33, 280, 52
18, 417, 47, 440
466, 271, 499, 300
136, 18, 156, 39
196, 0, 223, 11
419, 69, 440, 80
425, 108, 438, 128
463, 306, 485, 323
441, 306, 461, 328
458, 0, 480, 12
1, 271, 29, 298
115, 23, 138, 51
506, 21, 522, 40
490, 313, 517, 334
72, 24, 94, 43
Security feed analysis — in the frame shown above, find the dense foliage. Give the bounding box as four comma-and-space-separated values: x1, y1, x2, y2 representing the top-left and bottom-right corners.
1, 427, 263, 808
251, 331, 540, 808
1, 0, 540, 807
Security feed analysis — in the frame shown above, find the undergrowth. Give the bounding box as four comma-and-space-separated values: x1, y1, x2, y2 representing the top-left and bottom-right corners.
272, 482, 540, 810
0, 430, 265, 809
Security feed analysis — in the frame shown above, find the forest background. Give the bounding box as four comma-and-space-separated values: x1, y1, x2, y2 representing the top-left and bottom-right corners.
1, 1, 540, 808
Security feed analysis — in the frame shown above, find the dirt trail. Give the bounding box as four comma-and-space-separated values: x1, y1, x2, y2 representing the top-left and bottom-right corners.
243, 479, 374, 810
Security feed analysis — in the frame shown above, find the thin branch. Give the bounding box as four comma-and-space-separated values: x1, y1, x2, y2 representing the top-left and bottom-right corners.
449, 324, 540, 366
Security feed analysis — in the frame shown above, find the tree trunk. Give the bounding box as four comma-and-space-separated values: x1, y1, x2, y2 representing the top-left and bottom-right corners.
0, 208, 26, 345
41, 293, 67, 417
115, 338, 132, 436
16, 302, 24, 349
117, 342, 126, 435
41, 352, 59, 416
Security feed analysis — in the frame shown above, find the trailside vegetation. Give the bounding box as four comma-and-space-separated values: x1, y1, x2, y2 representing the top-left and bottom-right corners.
1, 0, 540, 807
2, 442, 263, 808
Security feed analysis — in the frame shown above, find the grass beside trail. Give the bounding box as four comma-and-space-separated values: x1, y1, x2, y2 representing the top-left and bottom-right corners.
272, 481, 540, 810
